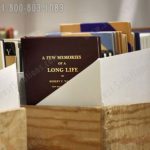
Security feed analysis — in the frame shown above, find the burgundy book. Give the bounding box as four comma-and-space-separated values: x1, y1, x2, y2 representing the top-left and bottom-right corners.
21, 36, 101, 105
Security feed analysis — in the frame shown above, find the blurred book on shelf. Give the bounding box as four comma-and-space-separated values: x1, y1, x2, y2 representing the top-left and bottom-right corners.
60, 22, 134, 52
60, 22, 150, 51
132, 27, 150, 50
0, 39, 20, 71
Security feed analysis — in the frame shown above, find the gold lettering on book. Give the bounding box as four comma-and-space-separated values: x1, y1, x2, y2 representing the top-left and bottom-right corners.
65, 67, 78, 73
49, 80, 68, 83
47, 68, 64, 73
41, 55, 81, 86
42, 55, 82, 60
57, 55, 81, 60
47, 67, 78, 73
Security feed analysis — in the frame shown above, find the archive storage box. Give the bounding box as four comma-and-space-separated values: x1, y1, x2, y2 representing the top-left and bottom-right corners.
25, 48, 150, 149
0, 108, 27, 150
26, 103, 150, 150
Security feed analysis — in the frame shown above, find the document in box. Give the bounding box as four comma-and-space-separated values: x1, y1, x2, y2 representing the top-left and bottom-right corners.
0, 64, 20, 110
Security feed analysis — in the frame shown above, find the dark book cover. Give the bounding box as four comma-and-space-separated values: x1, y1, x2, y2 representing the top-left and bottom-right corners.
134, 32, 141, 50
21, 36, 101, 105
4, 42, 16, 67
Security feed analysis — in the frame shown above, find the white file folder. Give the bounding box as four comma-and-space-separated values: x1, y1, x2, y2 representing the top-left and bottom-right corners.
0, 64, 20, 110
38, 48, 150, 106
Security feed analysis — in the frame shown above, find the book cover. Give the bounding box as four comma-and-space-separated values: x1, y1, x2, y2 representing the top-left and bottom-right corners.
121, 34, 128, 53
3, 41, 16, 67
60, 23, 80, 33
22, 36, 101, 105
62, 32, 115, 54
131, 32, 135, 51
111, 32, 122, 54
116, 31, 122, 54
140, 34, 145, 49
91, 32, 115, 54
113, 32, 119, 54
140, 33, 150, 49
134, 32, 141, 50
4, 39, 21, 71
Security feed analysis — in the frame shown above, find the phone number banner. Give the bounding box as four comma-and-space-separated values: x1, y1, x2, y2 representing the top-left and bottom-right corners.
0, 2, 64, 13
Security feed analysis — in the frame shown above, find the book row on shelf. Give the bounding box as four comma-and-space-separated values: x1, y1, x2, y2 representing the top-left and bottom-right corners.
0, 21, 150, 106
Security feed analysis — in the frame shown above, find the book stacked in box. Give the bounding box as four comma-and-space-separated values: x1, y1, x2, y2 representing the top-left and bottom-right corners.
0, 22, 150, 106
18, 22, 150, 106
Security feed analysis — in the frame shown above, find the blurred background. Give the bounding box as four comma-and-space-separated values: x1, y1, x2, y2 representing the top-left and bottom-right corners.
0, 0, 150, 37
